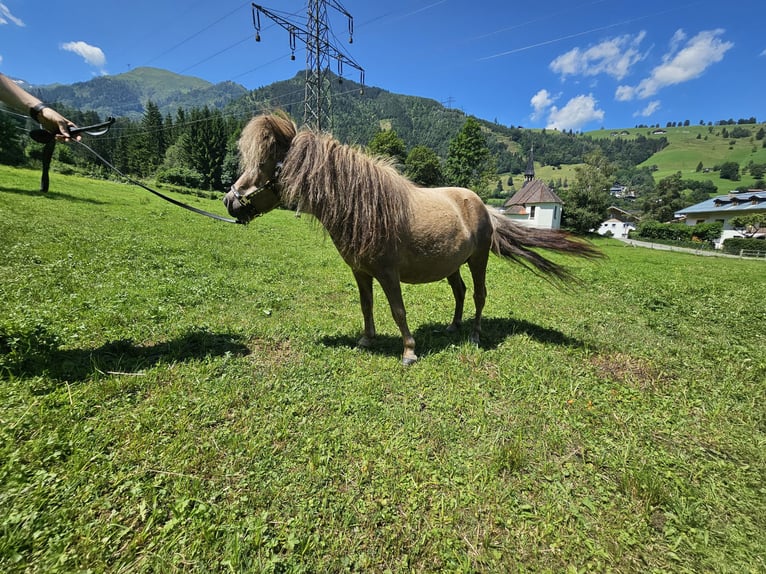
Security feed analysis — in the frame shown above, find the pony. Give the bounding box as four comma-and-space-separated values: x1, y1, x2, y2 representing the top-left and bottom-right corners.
224, 112, 601, 365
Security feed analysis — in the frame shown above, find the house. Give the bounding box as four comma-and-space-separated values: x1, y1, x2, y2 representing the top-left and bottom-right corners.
502, 147, 563, 230
597, 206, 639, 238
674, 190, 766, 248
609, 183, 628, 197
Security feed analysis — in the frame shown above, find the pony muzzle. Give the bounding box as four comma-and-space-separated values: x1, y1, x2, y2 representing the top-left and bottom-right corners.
223, 184, 281, 224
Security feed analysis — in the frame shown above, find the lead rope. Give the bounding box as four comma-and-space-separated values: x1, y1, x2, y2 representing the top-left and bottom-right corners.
71, 138, 241, 224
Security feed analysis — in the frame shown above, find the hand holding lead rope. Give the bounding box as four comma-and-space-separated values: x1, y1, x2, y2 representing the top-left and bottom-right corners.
29, 117, 115, 192
29, 117, 116, 144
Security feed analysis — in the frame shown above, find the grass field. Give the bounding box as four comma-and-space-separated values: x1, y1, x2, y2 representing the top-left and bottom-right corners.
1, 166, 765, 573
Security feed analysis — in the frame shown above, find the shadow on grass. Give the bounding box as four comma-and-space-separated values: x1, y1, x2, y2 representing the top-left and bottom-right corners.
0, 186, 107, 204
0, 326, 250, 388
321, 316, 583, 359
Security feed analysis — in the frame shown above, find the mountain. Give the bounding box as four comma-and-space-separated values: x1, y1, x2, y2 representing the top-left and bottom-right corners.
226, 72, 471, 158
23, 67, 766, 191
33, 67, 247, 119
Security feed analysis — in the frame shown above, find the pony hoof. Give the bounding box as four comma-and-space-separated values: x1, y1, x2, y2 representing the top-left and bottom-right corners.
402, 355, 418, 366
469, 334, 480, 347
446, 323, 460, 334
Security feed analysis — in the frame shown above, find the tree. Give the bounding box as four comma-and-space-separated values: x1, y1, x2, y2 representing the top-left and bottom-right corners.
141, 101, 166, 172
0, 113, 25, 166
730, 214, 765, 238
368, 129, 406, 164
183, 107, 227, 190
404, 145, 443, 186
749, 163, 766, 180
559, 148, 613, 233
719, 161, 740, 181
444, 117, 495, 199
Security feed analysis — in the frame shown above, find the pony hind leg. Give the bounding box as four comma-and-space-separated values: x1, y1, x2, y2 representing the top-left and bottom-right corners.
352, 270, 376, 348
466, 250, 489, 345
446, 270, 466, 333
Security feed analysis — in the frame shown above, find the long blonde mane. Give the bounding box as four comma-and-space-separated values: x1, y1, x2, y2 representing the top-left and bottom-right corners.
278, 128, 412, 259
238, 112, 297, 182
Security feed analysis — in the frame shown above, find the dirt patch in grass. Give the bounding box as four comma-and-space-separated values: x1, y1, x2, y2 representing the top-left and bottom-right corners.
590, 352, 666, 390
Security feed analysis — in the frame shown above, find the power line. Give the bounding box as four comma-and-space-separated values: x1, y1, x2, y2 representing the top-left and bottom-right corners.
251, 1, 364, 131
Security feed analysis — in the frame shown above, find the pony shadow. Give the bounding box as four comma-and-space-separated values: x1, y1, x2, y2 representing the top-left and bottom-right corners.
320, 316, 583, 359
1, 327, 250, 389
0, 186, 107, 205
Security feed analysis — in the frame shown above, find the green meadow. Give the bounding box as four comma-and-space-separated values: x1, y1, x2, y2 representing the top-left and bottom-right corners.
1, 166, 764, 572
503, 123, 766, 194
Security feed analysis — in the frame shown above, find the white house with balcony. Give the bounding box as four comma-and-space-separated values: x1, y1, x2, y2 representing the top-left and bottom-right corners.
674, 190, 766, 248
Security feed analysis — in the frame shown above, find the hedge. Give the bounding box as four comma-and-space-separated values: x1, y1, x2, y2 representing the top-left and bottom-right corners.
721, 237, 766, 255
633, 220, 723, 244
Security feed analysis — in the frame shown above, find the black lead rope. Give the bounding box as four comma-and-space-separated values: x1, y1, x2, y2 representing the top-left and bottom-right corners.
31, 119, 241, 224
72, 138, 241, 224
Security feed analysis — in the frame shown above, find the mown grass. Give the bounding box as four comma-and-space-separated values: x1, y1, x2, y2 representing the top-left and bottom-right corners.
1, 166, 765, 573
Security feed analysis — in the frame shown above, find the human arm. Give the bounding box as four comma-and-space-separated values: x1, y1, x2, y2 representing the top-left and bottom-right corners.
0, 72, 78, 140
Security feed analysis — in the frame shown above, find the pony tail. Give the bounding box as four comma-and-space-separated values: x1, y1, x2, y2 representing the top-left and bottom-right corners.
489, 211, 602, 282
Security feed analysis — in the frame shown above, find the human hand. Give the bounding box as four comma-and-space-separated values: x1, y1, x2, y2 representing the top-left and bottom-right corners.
38, 106, 80, 141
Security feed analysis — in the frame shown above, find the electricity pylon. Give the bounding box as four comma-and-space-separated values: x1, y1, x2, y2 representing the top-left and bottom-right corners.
252, 1, 364, 131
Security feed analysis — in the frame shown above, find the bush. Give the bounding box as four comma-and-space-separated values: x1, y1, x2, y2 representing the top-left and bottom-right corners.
156, 167, 204, 189
693, 222, 724, 243
722, 237, 766, 255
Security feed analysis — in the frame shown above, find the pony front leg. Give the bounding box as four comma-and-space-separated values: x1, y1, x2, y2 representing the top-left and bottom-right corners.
376, 272, 417, 366
352, 270, 376, 348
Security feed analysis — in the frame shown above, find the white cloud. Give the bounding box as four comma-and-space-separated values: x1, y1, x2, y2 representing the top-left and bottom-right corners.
0, 3, 24, 26
615, 29, 733, 101
760, 48, 766, 57
60, 41, 107, 71
545, 94, 604, 131
634, 100, 661, 118
530, 88, 556, 120
550, 32, 646, 81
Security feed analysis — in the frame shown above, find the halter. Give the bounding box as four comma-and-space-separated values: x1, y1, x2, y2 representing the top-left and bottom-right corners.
224, 163, 283, 223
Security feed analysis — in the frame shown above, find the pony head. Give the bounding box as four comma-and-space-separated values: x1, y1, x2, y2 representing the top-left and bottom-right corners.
223, 112, 296, 223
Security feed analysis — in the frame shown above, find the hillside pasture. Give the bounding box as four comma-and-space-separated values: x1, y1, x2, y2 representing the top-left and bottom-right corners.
589, 124, 766, 189
1, 167, 764, 572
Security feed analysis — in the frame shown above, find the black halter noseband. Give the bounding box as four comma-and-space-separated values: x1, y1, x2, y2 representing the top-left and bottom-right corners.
223, 163, 283, 223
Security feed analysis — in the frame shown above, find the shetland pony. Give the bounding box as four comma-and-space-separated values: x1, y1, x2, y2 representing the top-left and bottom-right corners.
224, 113, 601, 365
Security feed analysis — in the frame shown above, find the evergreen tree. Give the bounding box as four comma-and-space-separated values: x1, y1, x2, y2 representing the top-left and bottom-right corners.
0, 113, 26, 166
183, 107, 227, 190
141, 101, 166, 172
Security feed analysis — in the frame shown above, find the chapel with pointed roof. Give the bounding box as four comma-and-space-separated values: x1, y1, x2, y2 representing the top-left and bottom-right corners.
502, 147, 563, 230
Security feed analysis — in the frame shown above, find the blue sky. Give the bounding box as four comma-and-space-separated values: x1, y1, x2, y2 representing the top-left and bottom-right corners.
1, 0, 764, 130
